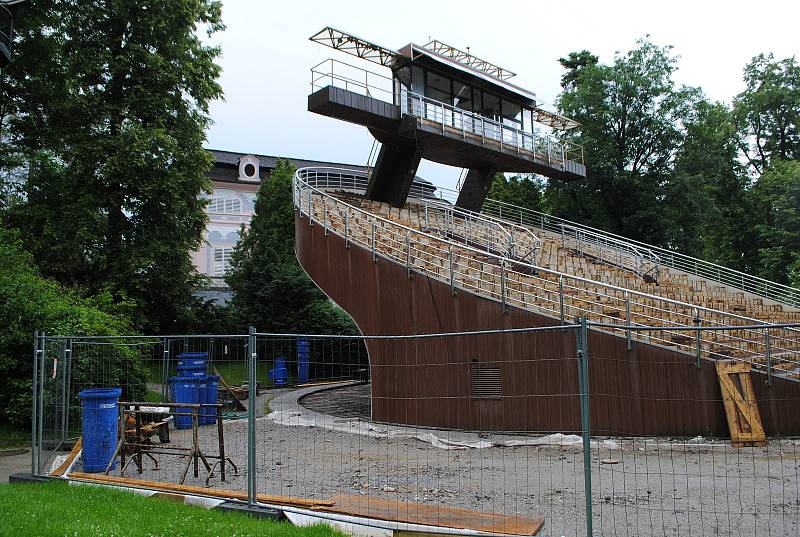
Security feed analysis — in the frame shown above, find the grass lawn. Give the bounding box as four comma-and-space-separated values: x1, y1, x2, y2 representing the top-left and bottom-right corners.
0, 481, 343, 537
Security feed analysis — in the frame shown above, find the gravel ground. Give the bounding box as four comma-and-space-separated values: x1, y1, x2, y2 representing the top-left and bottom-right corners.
104, 384, 800, 537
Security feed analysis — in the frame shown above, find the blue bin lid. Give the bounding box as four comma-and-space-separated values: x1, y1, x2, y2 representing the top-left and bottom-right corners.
78, 387, 122, 399
176, 352, 208, 358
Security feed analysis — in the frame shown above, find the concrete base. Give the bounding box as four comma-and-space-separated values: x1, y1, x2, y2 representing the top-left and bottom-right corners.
215, 501, 285, 521
8, 472, 52, 484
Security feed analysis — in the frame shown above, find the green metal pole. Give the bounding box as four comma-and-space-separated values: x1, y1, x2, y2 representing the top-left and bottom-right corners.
31, 331, 39, 475
247, 326, 257, 506
575, 317, 593, 537
37, 332, 46, 475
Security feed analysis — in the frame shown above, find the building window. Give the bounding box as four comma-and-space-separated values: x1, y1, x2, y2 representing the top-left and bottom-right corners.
213, 248, 233, 277
471, 366, 502, 399
207, 197, 242, 214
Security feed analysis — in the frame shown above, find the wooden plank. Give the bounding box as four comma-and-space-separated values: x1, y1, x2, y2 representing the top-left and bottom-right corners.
213, 367, 247, 411
49, 437, 82, 477
68, 472, 334, 508
321, 494, 544, 536
715, 361, 767, 447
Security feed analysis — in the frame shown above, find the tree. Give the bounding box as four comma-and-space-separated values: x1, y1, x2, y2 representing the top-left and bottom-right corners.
226, 159, 358, 335
733, 54, 800, 175
748, 160, 800, 284
487, 173, 546, 212
0, 228, 143, 426
0, 0, 224, 333
550, 38, 700, 244
664, 100, 752, 265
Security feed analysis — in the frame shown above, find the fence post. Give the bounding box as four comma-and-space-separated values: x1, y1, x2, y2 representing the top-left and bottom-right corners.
500, 262, 507, 313
344, 212, 349, 248
59, 340, 68, 444
406, 231, 411, 277
31, 331, 39, 475
693, 313, 702, 368
63, 338, 73, 444
371, 220, 377, 262
765, 328, 772, 386
307, 189, 312, 226
247, 326, 257, 506
574, 317, 593, 537
323, 198, 328, 236
625, 292, 632, 351
449, 246, 455, 295
37, 332, 46, 475
559, 276, 565, 323
162, 338, 171, 402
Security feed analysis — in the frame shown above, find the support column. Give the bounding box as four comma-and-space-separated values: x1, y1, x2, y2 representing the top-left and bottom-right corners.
455, 166, 497, 212
366, 141, 422, 208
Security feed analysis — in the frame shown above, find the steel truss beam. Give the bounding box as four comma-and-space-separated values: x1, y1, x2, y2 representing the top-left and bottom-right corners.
310, 27, 405, 69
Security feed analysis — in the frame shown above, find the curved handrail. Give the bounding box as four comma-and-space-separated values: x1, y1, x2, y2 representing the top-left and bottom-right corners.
481, 197, 800, 308
294, 167, 800, 374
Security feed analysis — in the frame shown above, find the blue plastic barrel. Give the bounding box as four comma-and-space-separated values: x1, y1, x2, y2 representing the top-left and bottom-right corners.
269, 356, 289, 387
203, 375, 220, 425
297, 338, 310, 385
175, 367, 207, 378
79, 387, 122, 473
169, 376, 202, 430
176, 352, 208, 372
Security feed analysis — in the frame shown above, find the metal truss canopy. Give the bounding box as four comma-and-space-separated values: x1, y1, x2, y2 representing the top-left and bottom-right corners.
423, 40, 516, 81
532, 107, 580, 130
310, 27, 405, 69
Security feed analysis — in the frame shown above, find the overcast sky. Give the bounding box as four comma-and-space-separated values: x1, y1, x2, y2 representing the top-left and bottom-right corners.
204, 0, 799, 190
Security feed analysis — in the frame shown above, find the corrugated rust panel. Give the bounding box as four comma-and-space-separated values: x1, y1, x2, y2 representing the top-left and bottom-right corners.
296, 214, 800, 436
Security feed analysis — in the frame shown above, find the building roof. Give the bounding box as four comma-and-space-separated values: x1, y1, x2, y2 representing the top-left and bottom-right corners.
208, 148, 368, 172
403, 44, 537, 104
206, 148, 433, 187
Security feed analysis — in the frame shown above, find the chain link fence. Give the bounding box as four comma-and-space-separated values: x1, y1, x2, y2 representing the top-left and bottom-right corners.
30, 320, 800, 536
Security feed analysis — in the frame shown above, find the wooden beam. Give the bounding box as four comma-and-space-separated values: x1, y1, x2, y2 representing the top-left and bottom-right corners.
68, 472, 335, 508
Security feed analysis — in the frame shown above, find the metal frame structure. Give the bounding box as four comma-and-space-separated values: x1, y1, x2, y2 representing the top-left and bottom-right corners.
423, 39, 517, 81
309, 26, 404, 69
294, 167, 800, 379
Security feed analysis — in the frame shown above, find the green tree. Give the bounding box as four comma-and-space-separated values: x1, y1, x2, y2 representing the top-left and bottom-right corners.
0, 228, 143, 426
664, 100, 752, 265
551, 38, 700, 244
226, 160, 358, 335
487, 173, 546, 214
0, 0, 224, 333
748, 160, 800, 284
733, 54, 800, 175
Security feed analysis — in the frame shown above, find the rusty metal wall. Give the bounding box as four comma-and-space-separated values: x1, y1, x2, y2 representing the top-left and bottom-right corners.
296, 214, 800, 436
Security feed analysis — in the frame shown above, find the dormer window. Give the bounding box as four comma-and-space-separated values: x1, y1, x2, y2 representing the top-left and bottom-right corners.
238, 155, 260, 182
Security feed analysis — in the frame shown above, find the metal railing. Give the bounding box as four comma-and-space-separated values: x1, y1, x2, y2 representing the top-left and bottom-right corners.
310, 57, 394, 99
560, 224, 661, 282
308, 58, 584, 168
295, 167, 800, 379
399, 88, 584, 166
294, 167, 539, 265
481, 198, 800, 308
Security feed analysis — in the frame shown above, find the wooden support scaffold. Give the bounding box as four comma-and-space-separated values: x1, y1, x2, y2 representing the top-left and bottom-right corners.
104, 401, 239, 486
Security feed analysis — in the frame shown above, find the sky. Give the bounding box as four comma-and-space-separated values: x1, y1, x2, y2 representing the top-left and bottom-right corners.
204, 0, 800, 190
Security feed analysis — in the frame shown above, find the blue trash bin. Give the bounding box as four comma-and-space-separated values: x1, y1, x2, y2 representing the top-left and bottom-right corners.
269, 356, 289, 387
79, 387, 122, 473
297, 338, 310, 385
175, 366, 207, 378
169, 376, 203, 430
203, 375, 220, 425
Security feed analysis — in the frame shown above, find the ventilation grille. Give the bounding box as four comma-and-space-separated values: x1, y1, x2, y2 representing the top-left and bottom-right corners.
472, 366, 502, 399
